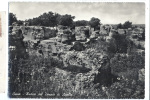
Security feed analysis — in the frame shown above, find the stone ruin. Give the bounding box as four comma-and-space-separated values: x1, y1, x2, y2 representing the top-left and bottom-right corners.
75, 26, 90, 41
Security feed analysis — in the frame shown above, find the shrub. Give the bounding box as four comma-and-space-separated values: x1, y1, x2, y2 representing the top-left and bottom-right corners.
112, 34, 129, 53
86, 39, 108, 53
8, 55, 63, 98
111, 53, 144, 74
71, 41, 85, 51
107, 78, 144, 99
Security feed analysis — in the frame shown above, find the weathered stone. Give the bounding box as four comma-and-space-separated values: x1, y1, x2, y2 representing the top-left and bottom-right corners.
75, 31, 87, 41
75, 26, 89, 41
99, 25, 110, 36
90, 31, 99, 39
61, 34, 69, 43
118, 29, 126, 35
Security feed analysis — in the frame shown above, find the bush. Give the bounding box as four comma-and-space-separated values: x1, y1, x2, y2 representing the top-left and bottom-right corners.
71, 41, 85, 51
111, 53, 144, 74
112, 34, 129, 53
8, 55, 63, 98
86, 39, 108, 53
107, 74, 144, 99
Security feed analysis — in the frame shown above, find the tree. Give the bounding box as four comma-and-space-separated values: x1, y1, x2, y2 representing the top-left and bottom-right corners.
9, 13, 17, 26
117, 21, 132, 29
123, 21, 132, 29
112, 34, 129, 53
70, 41, 85, 51
89, 17, 100, 30
75, 20, 89, 26
27, 19, 33, 26
54, 13, 61, 27
26, 11, 60, 27
17, 20, 23, 26
26, 12, 75, 27
117, 23, 123, 29
32, 17, 41, 26
58, 14, 75, 27
39, 12, 56, 26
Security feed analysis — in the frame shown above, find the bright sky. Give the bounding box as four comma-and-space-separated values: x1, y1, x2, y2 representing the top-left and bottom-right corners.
9, 2, 145, 24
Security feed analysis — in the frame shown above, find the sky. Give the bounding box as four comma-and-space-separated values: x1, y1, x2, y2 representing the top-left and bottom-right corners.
9, 2, 145, 24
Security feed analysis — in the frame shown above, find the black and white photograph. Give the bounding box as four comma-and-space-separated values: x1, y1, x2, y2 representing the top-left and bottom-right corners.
8, 2, 145, 99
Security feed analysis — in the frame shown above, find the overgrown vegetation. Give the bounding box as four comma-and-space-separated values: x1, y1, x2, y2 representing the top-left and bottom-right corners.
9, 50, 145, 98
9, 55, 62, 98
9, 10, 145, 99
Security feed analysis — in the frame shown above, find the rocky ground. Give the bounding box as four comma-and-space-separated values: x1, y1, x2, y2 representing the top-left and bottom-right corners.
8, 25, 145, 98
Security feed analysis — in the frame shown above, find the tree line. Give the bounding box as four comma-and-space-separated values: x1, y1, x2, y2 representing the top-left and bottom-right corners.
9, 11, 101, 29
117, 21, 132, 29
9, 11, 133, 30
